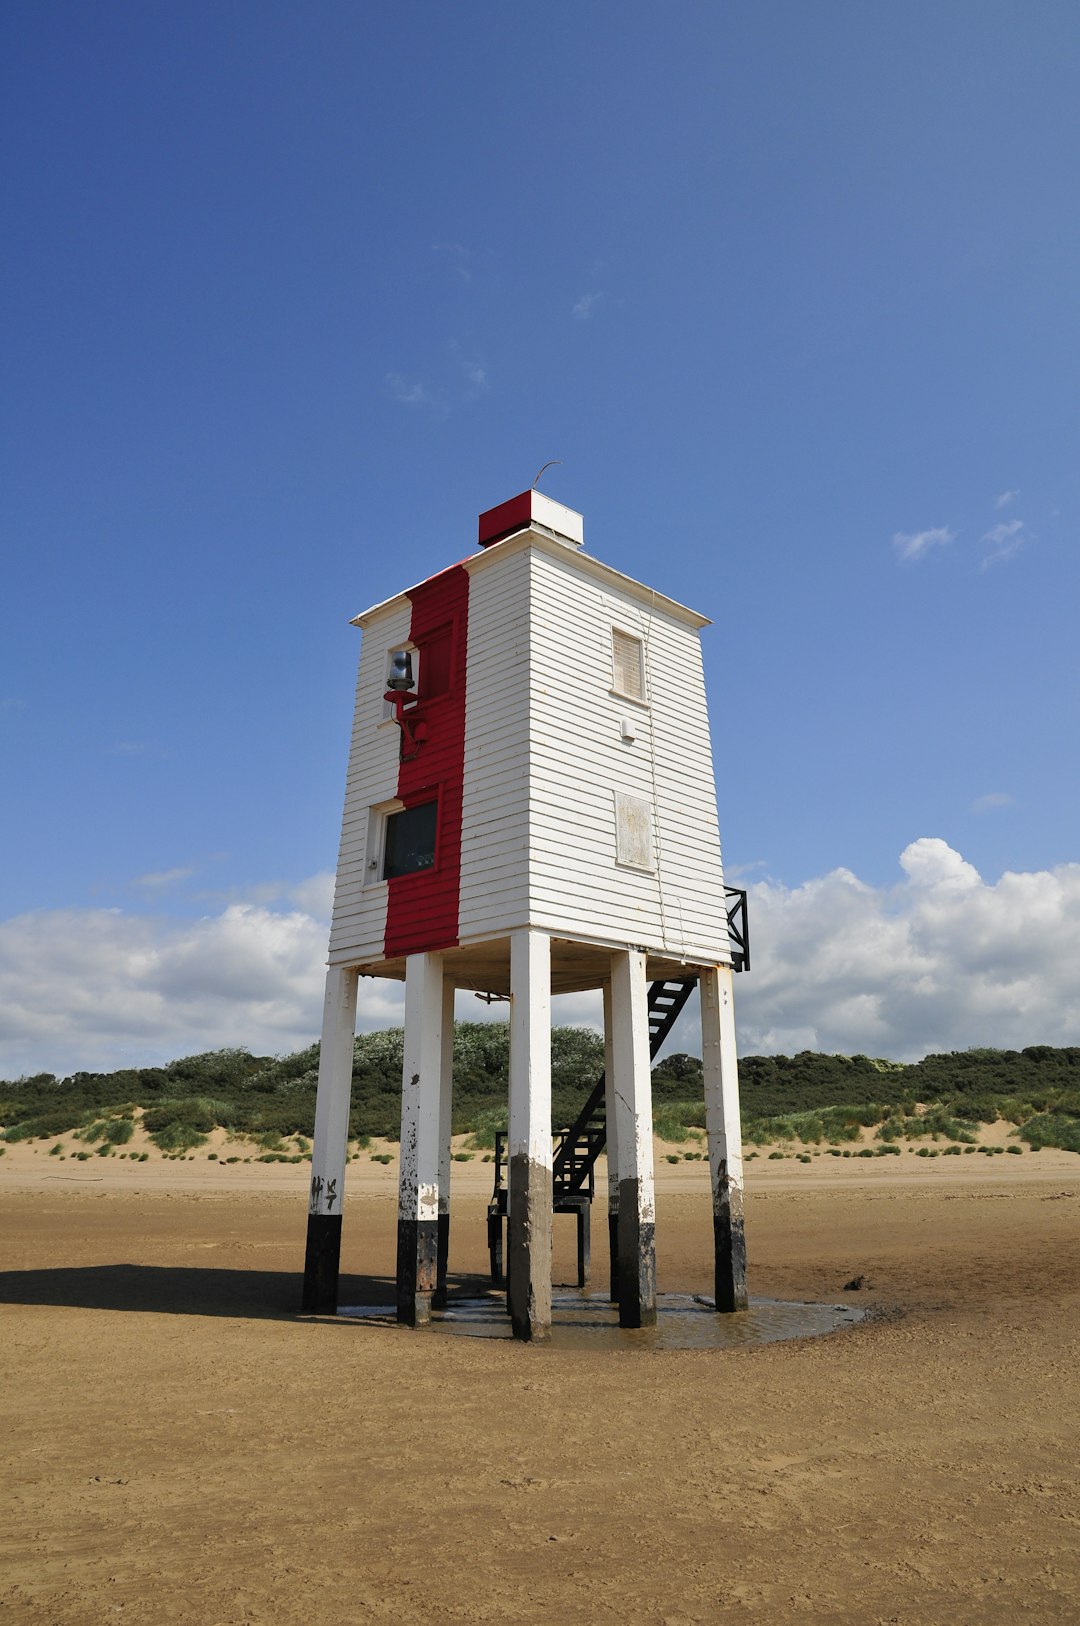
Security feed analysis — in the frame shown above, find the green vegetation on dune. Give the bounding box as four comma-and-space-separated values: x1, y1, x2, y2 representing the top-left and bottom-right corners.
2, 1032, 1079, 1154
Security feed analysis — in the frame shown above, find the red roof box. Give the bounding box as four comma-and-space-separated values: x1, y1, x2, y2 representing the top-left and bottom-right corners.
478, 489, 584, 549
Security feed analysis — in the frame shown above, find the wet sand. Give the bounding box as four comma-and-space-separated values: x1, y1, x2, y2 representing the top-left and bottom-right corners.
3, 1151, 1079, 1623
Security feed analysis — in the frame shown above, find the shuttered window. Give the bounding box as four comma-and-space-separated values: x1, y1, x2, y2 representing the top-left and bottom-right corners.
614, 791, 654, 871
612, 628, 645, 702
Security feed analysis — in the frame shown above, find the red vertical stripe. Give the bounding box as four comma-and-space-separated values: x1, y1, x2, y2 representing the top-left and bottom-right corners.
384, 565, 469, 959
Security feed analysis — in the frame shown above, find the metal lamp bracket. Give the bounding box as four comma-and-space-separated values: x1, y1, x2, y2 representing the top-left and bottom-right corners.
384, 690, 428, 759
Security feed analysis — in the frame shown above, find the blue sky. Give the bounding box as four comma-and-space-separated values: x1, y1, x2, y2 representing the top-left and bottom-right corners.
2, 1, 1078, 1076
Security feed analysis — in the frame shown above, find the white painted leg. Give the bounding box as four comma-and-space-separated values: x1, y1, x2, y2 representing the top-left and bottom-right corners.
302, 965, 359, 1313
701, 964, 748, 1311
433, 977, 456, 1310
602, 979, 621, 1303
507, 929, 552, 1341
611, 948, 656, 1327
396, 952, 446, 1326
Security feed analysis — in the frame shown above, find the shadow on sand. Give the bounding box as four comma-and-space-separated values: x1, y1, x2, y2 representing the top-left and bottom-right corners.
0, 1265, 498, 1321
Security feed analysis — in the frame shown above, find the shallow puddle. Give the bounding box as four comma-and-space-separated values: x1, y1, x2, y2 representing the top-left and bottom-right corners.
337, 1292, 865, 1349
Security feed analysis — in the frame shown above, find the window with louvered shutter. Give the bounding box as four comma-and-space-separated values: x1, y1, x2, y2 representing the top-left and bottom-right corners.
612, 629, 645, 701
614, 792, 654, 870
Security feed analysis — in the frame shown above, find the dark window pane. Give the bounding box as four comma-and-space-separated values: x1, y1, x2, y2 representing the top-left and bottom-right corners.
383, 801, 438, 879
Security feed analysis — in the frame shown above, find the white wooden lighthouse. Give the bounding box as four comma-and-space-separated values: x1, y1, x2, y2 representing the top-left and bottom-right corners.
302, 488, 746, 1339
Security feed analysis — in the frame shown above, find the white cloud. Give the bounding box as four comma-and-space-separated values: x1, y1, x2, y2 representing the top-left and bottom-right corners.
133, 866, 196, 893
572, 291, 603, 320
728, 840, 1080, 1061
285, 872, 336, 918
0, 875, 404, 1079
971, 791, 1014, 815
386, 372, 443, 412
4, 846, 1080, 1080
994, 489, 1019, 509
980, 518, 1028, 568
891, 525, 955, 563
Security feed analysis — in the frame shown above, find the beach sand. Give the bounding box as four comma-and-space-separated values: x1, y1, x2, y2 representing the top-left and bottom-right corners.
2, 1144, 1079, 1623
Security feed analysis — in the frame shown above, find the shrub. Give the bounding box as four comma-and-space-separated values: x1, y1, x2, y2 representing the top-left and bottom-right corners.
1019, 1113, 1080, 1154
147, 1120, 208, 1153
74, 1119, 107, 1143
654, 1112, 694, 1144
465, 1105, 508, 1150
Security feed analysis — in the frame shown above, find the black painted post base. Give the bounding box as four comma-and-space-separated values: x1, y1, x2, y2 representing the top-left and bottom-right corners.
301, 1212, 342, 1314
396, 1216, 439, 1326
617, 1178, 656, 1328
608, 1209, 620, 1303
713, 1190, 748, 1312
487, 1207, 504, 1286
432, 1211, 450, 1310
576, 1202, 591, 1289
507, 1154, 553, 1341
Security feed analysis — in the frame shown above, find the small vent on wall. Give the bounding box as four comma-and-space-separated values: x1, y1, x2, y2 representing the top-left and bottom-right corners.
612, 629, 645, 702
614, 791, 654, 871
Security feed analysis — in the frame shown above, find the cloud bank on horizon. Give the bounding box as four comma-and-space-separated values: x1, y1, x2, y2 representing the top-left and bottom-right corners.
1, 840, 1078, 1080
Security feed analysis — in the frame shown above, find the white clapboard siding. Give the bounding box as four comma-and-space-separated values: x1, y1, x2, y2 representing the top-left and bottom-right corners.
323, 524, 730, 973
327, 600, 411, 965
458, 545, 532, 940
522, 545, 729, 961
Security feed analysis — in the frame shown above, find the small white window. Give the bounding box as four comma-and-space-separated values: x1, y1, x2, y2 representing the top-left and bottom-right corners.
611, 628, 645, 702
614, 791, 654, 871
365, 798, 402, 880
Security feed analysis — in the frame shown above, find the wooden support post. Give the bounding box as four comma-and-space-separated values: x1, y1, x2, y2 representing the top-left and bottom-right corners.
701, 964, 748, 1311
602, 980, 620, 1303
433, 978, 455, 1310
611, 948, 656, 1327
302, 966, 359, 1314
507, 929, 553, 1341
396, 952, 446, 1326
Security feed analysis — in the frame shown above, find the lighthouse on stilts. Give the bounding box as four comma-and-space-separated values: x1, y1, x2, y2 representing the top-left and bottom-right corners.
302, 488, 748, 1339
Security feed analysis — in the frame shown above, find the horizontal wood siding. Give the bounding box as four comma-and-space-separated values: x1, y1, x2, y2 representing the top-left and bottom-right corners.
327, 603, 411, 966
524, 548, 729, 961
383, 565, 469, 958
328, 533, 728, 973
458, 548, 532, 940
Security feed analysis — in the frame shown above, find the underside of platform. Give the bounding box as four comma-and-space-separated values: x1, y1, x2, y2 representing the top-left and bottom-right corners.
352, 933, 731, 997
